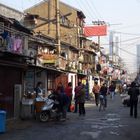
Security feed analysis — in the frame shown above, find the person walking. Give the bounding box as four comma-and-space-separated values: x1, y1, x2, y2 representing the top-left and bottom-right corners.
77, 83, 86, 116
92, 81, 100, 106
65, 82, 72, 112
99, 83, 108, 108
109, 82, 116, 100
56, 82, 69, 121
128, 81, 140, 118
74, 82, 82, 113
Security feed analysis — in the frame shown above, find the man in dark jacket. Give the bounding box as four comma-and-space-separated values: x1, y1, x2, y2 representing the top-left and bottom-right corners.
76, 83, 86, 116
128, 81, 140, 118
109, 82, 116, 100
100, 83, 108, 107
74, 82, 82, 113
56, 83, 69, 120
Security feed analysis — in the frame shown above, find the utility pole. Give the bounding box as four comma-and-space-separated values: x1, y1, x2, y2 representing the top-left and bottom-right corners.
56, 0, 61, 56
115, 36, 119, 65
112, 40, 114, 64
109, 31, 114, 64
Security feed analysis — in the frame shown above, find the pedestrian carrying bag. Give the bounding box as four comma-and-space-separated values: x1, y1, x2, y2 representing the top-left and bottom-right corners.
70, 104, 75, 112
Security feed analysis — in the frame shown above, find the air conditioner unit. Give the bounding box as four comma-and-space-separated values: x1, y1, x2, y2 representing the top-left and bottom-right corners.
28, 50, 36, 57
23, 49, 36, 57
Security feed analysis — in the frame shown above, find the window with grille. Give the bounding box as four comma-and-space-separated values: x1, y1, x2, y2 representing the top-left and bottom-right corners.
47, 74, 55, 90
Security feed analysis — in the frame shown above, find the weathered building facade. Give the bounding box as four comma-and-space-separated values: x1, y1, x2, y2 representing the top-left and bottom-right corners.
24, 0, 88, 92
0, 3, 23, 20
0, 14, 33, 118
0, 0, 97, 119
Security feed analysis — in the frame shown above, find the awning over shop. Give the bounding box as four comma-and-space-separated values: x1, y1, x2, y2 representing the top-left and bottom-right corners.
0, 59, 27, 69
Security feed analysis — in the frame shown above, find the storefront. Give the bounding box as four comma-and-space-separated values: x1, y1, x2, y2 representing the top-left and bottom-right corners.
0, 53, 27, 119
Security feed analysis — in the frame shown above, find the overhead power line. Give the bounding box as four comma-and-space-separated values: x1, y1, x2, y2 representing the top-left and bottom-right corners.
101, 43, 140, 57
102, 36, 140, 46
83, 0, 100, 20
87, 0, 104, 20
114, 23, 140, 30
108, 30, 140, 36
75, 0, 97, 21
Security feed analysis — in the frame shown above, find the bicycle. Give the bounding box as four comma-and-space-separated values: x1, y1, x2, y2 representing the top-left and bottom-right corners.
99, 95, 106, 111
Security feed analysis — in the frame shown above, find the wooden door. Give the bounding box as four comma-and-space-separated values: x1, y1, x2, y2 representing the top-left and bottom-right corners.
0, 66, 22, 118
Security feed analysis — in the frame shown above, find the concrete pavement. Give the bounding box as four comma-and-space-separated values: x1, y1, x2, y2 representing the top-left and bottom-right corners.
0, 94, 140, 140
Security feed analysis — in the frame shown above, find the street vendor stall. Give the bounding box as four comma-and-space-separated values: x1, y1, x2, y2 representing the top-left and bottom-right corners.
20, 92, 35, 119
20, 91, 48, 120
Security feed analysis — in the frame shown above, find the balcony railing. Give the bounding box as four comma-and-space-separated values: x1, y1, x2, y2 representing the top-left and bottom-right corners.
37, 53, 56, 67
37, 54, 68, 70
55, 56, 67, 70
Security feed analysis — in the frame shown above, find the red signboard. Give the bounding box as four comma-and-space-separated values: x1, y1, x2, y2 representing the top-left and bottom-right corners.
84, 25, 107, 37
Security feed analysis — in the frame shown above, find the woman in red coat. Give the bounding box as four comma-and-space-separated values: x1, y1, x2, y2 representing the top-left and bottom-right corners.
65, 82, 72, 112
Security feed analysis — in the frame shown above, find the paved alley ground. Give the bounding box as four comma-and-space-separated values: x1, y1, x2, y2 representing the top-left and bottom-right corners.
0, 94, 140, 140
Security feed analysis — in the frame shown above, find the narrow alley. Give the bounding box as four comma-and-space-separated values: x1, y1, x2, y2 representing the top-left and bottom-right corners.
1, 94, 140, 140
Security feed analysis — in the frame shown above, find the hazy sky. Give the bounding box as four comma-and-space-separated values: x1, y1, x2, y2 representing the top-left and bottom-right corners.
1, 0, 140, 73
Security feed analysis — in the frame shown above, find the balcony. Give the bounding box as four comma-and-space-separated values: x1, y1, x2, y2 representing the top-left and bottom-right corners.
65, 61, 78, 73
36, 53, 68, 70
56, 56, 67, 70
37, 53, 57, 67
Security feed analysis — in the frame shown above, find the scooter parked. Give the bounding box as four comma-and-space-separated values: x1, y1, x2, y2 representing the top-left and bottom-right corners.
39, 93, 62, 122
